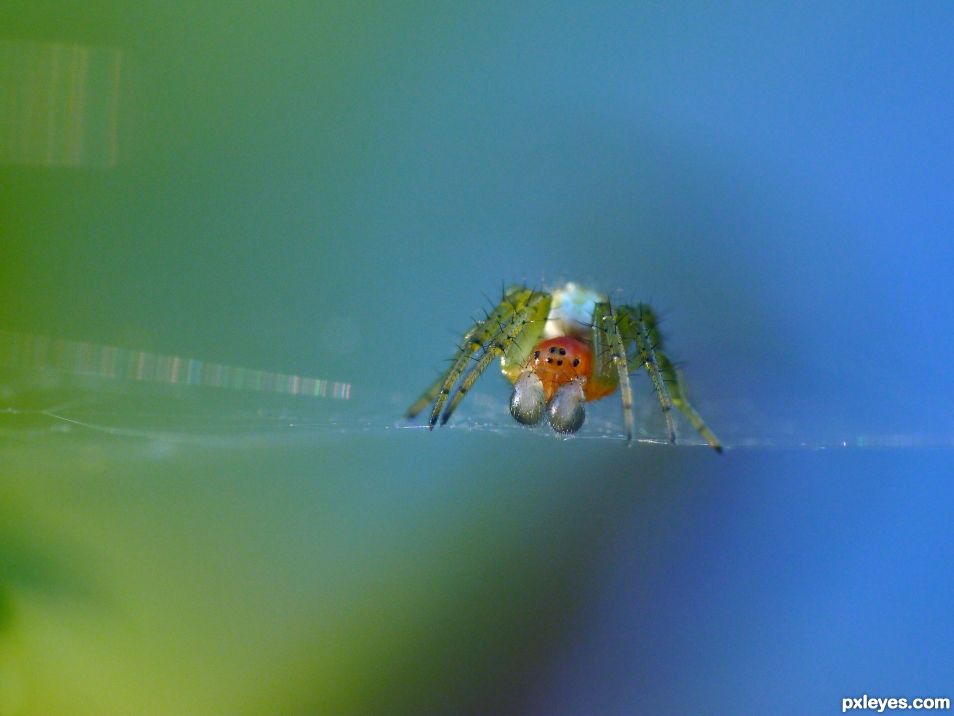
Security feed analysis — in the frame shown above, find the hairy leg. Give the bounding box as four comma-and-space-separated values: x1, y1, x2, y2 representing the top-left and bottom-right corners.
440, 291, 550, 425
625, 304, 675, 443
591, 301, 636, 444
405, 286, 543, 427
658, 353, 723, 452
618, 304, 721, 452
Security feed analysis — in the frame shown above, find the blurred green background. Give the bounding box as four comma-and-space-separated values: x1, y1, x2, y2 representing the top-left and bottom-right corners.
2, 2, 953, 715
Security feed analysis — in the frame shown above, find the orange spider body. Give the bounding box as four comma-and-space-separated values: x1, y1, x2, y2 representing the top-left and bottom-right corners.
523, 336, 616, 402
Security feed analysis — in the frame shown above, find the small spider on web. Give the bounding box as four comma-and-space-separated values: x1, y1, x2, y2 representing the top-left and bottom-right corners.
405, 282, 722, 452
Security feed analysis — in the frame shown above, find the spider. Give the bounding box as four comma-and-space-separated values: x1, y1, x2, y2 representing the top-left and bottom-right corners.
406, 282, 722, 451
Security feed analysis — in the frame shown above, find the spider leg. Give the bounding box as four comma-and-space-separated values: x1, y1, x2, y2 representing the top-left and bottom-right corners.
404, 373, 452, 421
618, 303, 722, 452
658, 353, 723, 453
404, 317, 499, 419
621, 303, 675, 443
591, 301, 636, 444
405, 287, 538, 427
440, 291, 550, 426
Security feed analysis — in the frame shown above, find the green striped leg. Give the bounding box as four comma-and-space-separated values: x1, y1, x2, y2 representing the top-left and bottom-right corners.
440, 291, 550, 425
618, 304, 721, 452
658, 353, 723, 452
405, 287, 539, 428
591, 301, 636, 444
617, 304, 675, 443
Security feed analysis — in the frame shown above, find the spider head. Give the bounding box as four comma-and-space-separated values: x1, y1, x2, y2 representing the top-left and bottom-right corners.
509, 337, 592, 434
528, 337, 592, 400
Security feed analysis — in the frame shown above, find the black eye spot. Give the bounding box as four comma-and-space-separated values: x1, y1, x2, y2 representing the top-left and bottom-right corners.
546, 357, 553, 363
533, 351, 540, 358
572, 358, 580, 367
549, 346, 557, 353
558, 348, 566, 355
556, 359, 563, 366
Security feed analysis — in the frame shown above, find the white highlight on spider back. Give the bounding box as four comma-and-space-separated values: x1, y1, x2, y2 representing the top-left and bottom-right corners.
543, 282, 607, 340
